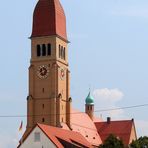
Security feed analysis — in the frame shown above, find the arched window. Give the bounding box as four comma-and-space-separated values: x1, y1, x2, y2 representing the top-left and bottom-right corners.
59, 45, 65, 59
37, 45, 41, 57
42, 44, 46, 56
59, 45, 61, 58
48, 44, 51, 56
87, 106, 89, 110
61, 46, 64, 59
63, 47, 66, 60
90, 106, 92, 110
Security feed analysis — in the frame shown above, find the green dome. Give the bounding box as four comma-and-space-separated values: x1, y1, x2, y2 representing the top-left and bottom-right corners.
85, 92, 94, 105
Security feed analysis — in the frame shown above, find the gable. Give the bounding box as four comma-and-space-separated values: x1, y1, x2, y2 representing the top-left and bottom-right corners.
19, 126, 57, 148
129, 124, 137, 144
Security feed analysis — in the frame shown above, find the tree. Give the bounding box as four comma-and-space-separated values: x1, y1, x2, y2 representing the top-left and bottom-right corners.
130, 136, 148, 148
99, 134, 124, 148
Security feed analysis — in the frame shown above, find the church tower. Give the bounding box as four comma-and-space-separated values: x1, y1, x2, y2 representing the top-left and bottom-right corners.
27, 0, 71, 131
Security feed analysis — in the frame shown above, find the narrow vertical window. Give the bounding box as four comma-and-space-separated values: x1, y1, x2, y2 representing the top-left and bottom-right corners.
42, 118, 45, 123
59, 45, 61, 58
47, 44, 51, 56
37, 45, 41, 57
61, 46, 63, 59
34, 132, 40, 142
63, 47, 66, 60
42, 44, 46, 56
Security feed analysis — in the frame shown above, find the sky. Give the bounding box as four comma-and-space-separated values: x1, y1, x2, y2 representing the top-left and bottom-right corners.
0, 0, 148, 147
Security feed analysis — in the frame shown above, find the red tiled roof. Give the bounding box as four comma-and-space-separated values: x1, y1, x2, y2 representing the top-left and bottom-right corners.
69, 109, 102, 146
95, 120, 134, 145
38, 124, 92, 148
31, 0, 67, 40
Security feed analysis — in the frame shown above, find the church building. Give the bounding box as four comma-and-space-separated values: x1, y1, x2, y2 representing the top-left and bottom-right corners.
18, 0, 137, 147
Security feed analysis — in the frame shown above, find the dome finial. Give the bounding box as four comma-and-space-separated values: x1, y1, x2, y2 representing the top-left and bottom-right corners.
89, 84, 91, 93
85, 90, 94, 105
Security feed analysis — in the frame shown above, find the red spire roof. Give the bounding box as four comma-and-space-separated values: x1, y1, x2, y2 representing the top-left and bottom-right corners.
31, 0, 67, 40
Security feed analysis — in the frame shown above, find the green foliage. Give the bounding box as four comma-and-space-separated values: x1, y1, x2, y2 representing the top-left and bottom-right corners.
130, 136, 148, 148
99, 134, 124, 148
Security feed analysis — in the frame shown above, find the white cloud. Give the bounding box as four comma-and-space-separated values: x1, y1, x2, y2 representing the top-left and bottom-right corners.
93, 88, 124, 119
93, 88, 124, 102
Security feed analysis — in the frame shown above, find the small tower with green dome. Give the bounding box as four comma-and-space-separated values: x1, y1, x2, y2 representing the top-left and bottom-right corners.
85, 92, 94, 120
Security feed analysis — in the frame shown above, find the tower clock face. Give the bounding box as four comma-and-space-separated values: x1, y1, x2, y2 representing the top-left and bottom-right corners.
37, 65, 49, 79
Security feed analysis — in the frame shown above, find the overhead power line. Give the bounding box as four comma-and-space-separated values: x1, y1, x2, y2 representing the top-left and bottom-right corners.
95, 103, 148, 113
0, 103, 148, 118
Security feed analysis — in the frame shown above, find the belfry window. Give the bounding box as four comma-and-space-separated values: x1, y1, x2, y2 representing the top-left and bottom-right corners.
37, 45, 41, 57
47, 44, 51, 56
59, 45, 61, 58
58, 44, 66, 60
60, 46, 63, 59
36, 43, 52, 57
63, 47, 65, 60
61, 46, 64, 59
42, 44, 46, 56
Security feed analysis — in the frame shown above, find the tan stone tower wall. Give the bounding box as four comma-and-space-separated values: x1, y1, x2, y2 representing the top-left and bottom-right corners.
27, 36, 71, 130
